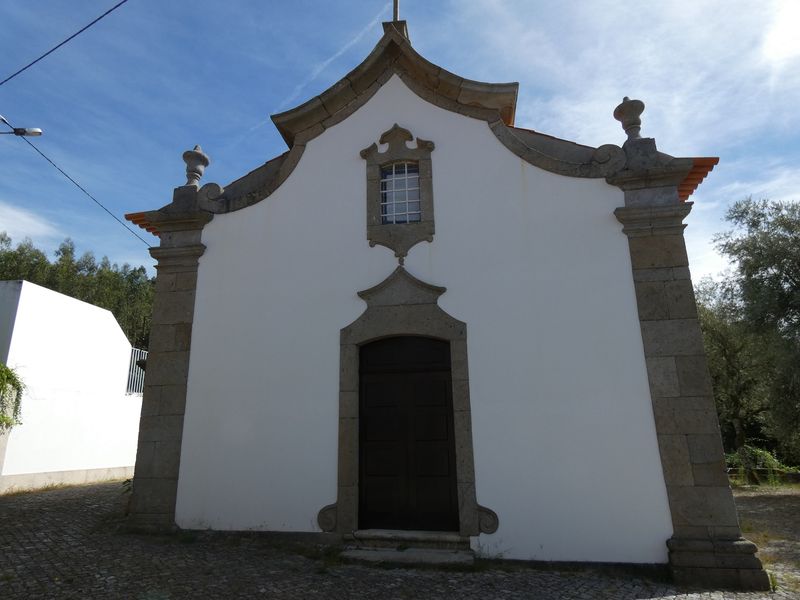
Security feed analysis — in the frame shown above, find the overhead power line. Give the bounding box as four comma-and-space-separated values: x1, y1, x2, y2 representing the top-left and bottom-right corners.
18, 136, 150, 246
1, 116, 149, 246
0, 0, 131, 88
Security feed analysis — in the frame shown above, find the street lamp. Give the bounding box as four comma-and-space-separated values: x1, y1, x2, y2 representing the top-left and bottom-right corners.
0, 115, 42, 137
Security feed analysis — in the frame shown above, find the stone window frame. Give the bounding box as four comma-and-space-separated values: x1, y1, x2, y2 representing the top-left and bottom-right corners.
360, 124, 435, 262
317, 267, 498, 538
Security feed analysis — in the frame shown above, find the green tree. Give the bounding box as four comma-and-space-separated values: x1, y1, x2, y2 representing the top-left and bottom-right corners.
716, 198, 800, 341
0, 233, 154, 349
696, 279, 774, 451
767, 343, 800, 463
704, 198, 800, 464
0, 234, 50, 283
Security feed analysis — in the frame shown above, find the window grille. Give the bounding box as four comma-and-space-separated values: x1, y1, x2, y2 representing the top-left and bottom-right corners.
380, 162, 421, 224
126, 347, 147, 395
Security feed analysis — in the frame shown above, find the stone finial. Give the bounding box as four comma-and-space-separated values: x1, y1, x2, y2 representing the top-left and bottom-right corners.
613, 97, 645, 141
182, 145, 210, 187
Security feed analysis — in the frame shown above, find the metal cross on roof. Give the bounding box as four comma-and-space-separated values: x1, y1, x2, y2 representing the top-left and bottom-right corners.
394, 0, 400, 21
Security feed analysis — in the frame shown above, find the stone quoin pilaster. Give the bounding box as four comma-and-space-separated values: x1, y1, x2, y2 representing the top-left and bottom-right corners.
609, 98, 770, 591
127, 147, 214, 531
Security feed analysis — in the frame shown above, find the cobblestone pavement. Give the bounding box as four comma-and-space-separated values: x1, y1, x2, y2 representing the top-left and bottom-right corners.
1, 482, 797, 599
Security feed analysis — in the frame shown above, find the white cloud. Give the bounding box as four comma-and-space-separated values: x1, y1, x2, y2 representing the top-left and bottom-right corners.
761, 0, 800, 65
695, 156, 800, 212
0, 200, 63, 244
443, 0, 795, 156
434, 0, 799, 283
710, 167, 800, 205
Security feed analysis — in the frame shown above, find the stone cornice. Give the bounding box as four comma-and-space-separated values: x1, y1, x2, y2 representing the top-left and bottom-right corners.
205, 150, 295, 214
150, 244, 207, 269
492, 122, 626, 178
605, 137, 695, 190
144, 210, 213, 233
606, 161, 695, 191
614, 203, 693, 237
126, 187, 214, 239
357, 266, 446, 306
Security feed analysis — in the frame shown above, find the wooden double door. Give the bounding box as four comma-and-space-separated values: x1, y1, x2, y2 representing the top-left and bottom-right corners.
359, 336, 459, 531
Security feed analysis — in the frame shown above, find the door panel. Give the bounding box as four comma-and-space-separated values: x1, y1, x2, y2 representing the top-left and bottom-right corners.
414, 409, 450, 441
359, 337, 458, 531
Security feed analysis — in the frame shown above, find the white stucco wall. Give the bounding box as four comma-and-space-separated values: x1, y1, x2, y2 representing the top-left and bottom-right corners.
177, 75, 673, 562
0, 281, 142, 476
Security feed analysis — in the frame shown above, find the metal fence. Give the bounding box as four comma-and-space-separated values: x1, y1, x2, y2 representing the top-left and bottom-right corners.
126, 347, 147, 395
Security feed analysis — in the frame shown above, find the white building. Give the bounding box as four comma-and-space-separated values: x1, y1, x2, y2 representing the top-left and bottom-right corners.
125, 19, 768, 589
0, 280, 142, 493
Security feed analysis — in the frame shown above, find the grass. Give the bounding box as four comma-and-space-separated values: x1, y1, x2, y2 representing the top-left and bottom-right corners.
0, 477, 131, 498
0, 482, 75, 497
731, 480, 800, 491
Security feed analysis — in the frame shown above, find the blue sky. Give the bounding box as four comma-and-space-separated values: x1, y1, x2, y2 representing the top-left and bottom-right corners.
0, 1, 798, 279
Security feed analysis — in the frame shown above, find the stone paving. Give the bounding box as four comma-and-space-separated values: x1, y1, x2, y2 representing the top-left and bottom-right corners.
0, 482, 797, 599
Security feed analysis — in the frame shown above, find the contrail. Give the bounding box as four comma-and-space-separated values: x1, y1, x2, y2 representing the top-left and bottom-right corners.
223, 2, 392, 156
273, 2, 392, 113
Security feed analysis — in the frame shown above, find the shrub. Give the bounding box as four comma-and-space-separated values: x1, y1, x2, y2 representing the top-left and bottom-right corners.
726, 445, 798, 485
0, 362, 23, 431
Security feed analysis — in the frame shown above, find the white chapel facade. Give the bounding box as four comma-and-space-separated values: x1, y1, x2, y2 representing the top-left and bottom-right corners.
126, 19, 769, 590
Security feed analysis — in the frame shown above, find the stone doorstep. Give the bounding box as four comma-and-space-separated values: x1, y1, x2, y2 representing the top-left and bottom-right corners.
341, 547, 475, 566
343, 529, 474, 566
347, 529, 471, 551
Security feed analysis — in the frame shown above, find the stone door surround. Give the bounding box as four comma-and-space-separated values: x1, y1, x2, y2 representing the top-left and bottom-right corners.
317, 266, 498, 537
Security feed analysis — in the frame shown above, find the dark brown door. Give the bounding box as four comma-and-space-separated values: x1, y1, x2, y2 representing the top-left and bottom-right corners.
359, 336, 459, 531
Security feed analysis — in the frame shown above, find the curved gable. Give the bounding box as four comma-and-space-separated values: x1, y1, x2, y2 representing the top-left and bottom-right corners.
208, 22, 626, 216
125, 21, 716, 233
271, 21, 518, 147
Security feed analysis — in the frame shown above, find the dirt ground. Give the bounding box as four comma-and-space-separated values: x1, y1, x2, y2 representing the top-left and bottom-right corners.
733, 484, 800, 594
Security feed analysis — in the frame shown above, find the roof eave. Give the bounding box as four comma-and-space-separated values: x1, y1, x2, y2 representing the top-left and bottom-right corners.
679, 157, 719, 201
